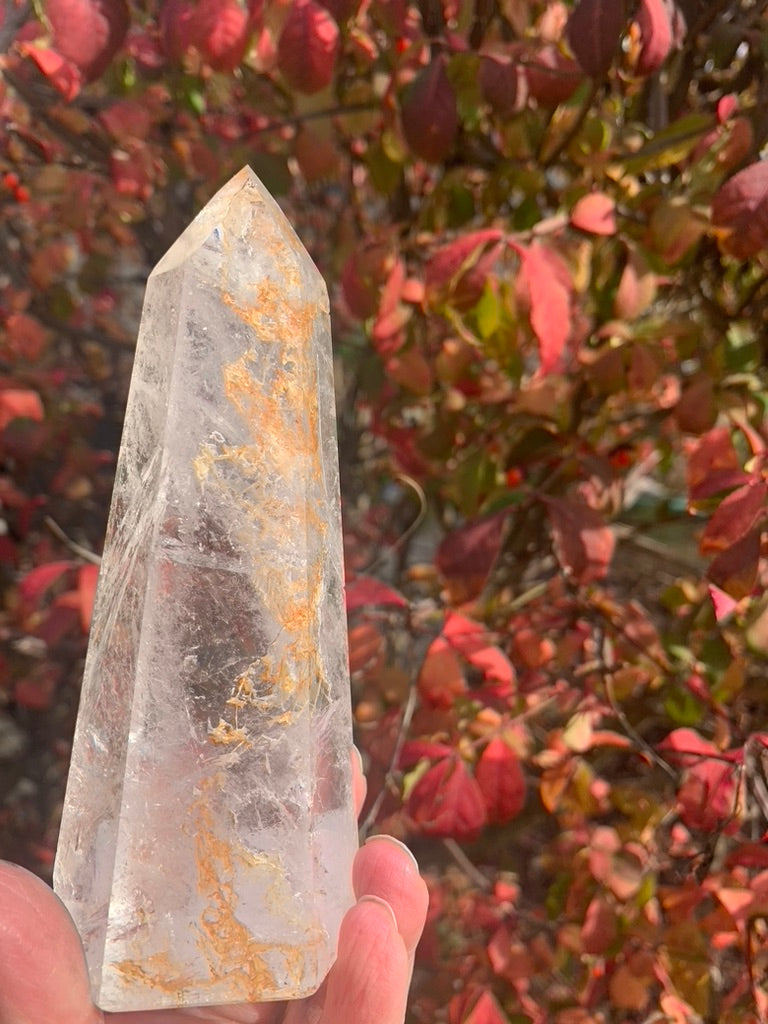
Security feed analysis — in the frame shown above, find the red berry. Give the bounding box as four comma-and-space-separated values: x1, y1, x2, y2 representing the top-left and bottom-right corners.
3, 172, 19, 189
14, 185, 30, 203
505, 467, 523, 487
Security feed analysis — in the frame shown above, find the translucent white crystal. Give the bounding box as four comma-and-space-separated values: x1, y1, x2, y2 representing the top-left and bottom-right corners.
53, 168, 357, 1012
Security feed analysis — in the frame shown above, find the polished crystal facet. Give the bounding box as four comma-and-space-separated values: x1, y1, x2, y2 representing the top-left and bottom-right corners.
53, 168, 357, 1012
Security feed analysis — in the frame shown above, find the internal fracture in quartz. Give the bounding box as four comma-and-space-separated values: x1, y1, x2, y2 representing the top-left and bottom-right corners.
53, 168, 358, 1012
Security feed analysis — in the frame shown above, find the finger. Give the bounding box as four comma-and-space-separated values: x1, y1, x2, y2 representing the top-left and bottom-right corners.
0, 860, 102, 1024
320, 898, 408, 1024
352, 837, 429, 953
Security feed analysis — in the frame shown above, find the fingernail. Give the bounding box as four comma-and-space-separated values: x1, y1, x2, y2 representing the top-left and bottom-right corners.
352, 745, 364, 776
357, 894, 398, 930
364, 834, 420, 871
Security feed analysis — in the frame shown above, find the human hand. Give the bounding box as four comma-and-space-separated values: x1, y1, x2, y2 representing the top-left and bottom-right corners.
0, 756, 428, 1024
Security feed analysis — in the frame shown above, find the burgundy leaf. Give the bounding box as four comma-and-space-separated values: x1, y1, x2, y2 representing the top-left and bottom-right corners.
401, 57, 458, 164
544, 495, 615, 583
566, 0, 629, 78
479, 50, 527, 117
707, 528, 761, 600
45, 0, 130, 82
524, 44, 583, 105
277, 0, 339, 94
398, 739, 454, 769
407, 756, 487, 841
700, 479, 767, 553
475, 737, 526, 825
435, 511, 508, 599
635, 0, 673, 75
687, 427, 749, 501
711, 160, 768, 260
160, 0, 197, 60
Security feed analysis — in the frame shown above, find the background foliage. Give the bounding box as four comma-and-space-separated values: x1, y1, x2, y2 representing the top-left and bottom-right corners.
1, 0, 768, 1021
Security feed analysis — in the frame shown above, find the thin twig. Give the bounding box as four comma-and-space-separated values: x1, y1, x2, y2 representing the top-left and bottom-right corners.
361, 473, 427, 576
44, 516, 101, 565
599, 629, 677, 781
442, 838, 492, 890
359, 682, 418, 839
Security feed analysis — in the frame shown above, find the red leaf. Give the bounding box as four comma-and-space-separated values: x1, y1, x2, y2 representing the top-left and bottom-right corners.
425, 230, 504, 311
399, 739, 454, 769
277, 0, 339, 94
707, 527, 761, 599
687, 427, 749, 501
192, 0, 250, 71
341, 242, 395, 320
20, 45, 82, 99
515, 242, 572, 375
401, 57, 458, 164
711, 160, 768, 260
345, 575, 408, 612
700, 479, 766, 553
571, 192, 616, 235
463, 989, 509, 1024
77, 563, 99, 633
407, 756, 487, 841
544, 496, 615, 583
635, 0, 673, 75
0, 388, 44, 431
45, 0, 130, 82
18, 561, 73, 608
475, 737, 526, 825
581, 894, 617, 954
4, 312, 48, 360
657, 727, 720, 765
435, 511, 507, 600
99, 99, 152, 141
677, 759, 735, 832
566, 0, 629, 78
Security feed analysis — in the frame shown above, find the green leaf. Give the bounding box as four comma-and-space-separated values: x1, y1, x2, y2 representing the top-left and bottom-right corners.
622, 113, 713, 173
475, 283, 501, 339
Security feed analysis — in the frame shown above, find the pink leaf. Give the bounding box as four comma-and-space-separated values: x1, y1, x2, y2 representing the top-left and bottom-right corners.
571, 192, 617, 235
277, 0, 339, 94
709, 583, 739, 622
515, 242, 572, 374
635, 0, 673, 75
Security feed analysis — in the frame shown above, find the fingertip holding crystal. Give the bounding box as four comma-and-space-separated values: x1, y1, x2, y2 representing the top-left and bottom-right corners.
53, 168, 358, 1012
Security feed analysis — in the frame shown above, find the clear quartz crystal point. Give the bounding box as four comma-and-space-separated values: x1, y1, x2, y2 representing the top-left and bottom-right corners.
53, 168, 358, 1012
